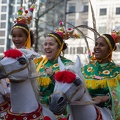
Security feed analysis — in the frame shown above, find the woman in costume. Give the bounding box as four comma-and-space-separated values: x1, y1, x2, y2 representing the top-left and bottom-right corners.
35, 22, 74, 106
82, 33, 120, 120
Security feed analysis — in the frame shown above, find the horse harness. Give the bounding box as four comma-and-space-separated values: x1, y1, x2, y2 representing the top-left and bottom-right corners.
4, 103, 52, 120
58, 83, 103, 120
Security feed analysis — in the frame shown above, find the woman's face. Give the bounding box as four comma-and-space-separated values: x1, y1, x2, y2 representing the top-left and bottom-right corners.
44, 37, 60, 61
94, 37, 110, 60
11, 28, 28, 49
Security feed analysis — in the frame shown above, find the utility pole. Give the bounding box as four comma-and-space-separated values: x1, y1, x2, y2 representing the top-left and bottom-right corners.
7, 0, 13, 50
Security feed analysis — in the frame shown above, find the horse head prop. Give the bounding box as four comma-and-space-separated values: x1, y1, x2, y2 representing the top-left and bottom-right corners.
0, 49, 56, 120
49, 56, 112, 120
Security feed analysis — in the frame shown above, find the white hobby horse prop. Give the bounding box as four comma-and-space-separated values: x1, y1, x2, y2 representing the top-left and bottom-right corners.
0, 79, 10, 119
49, 56, 112, 120
0, 49, 56, 120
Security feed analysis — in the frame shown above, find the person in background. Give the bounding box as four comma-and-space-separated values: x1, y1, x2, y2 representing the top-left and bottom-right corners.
11, 23, 34, 49
82, 33, 120, 120
11, 4, 35, 50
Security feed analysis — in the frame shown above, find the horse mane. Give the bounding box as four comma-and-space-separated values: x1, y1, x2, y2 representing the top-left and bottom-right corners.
54, 70, 76, 83
4, 49, 23, 58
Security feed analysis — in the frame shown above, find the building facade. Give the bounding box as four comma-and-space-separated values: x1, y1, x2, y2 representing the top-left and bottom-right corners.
0, 0, 120, 64
64, 0, 120, 64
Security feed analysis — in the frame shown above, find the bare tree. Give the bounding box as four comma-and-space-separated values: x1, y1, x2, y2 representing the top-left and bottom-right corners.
34, 0, 64, 53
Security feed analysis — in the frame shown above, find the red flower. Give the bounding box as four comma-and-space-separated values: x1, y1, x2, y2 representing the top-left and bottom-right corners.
44, 116, 51, 120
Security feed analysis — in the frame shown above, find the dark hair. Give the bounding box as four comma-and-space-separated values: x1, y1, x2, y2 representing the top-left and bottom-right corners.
11, 23, 34, 47
30, 30, 34, 47
97, 34, 116, 51
48, 32, 67, 51
103, 34, 116, 50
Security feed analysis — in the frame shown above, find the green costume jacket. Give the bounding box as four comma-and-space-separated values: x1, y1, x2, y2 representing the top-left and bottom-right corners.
82, 61, 120, 120
35, 56, 73, 106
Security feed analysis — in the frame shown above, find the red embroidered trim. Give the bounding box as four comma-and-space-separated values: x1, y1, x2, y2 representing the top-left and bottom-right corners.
95, 106, 102, 120
0, 100, 10, 113
4, 103, 42, 120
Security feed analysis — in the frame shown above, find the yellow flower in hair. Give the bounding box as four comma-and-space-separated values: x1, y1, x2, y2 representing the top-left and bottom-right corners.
102, 70, 110, 75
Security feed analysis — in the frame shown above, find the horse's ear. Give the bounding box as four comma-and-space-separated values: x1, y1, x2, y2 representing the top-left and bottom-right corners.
74, 55, 82, 69
19, 49, 40, 59
58, 57, 65, 71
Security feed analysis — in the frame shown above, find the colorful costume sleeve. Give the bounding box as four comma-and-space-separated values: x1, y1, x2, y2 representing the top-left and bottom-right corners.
82, 61, 120, 120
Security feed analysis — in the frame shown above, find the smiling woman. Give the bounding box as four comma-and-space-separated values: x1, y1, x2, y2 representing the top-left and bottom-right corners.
82, 33, 120, 120
11, 23, 34, 49
34, 30, 73, 106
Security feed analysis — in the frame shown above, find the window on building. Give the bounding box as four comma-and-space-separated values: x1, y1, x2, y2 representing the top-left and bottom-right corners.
100, 8, 107, 16
69, 47, 76, 54
69, 3, 75, 13
2, 0, 7, 3
77, 47, 82, 54
0, 31, 5, 36
83, 21, 88, 26
0, 47, 4, 53
67, 20, 75, 28
1, 6, 7, 12
0, 39, 5, 45
116, 7, 120, 15
0, 22, 6, 28
98, 26, 106, 34
17, 0, 21, 4
41, 0, 46, 2
1, 14, 6, 20
82, 5, 88, 12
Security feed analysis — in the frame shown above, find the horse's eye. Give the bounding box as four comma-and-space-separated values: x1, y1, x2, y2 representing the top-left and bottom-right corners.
18, 57, 27, 65
73, 78, 82, 86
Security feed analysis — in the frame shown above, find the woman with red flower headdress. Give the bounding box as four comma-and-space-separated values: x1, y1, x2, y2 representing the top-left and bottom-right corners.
34, 22, 74, 119
82, 33, 120, 120
35, 22, 74, 105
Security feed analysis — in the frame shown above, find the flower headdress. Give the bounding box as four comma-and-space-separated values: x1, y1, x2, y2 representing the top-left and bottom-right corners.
54, 22, 80, 40
14, 4, 35, 25
111, 27, 120, 43
12, 4, 35, 49
48, 22, 81, 60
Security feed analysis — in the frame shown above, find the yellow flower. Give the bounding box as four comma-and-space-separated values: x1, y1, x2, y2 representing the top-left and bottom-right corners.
103, 70, 110, 75
37, 77, 51, 86
53, 63, 58, 68
87, 67, 93, 72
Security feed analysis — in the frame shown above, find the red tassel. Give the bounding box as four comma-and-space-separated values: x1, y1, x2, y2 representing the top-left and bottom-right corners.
44, 116, 51, 120
54, 71, 76, 83
4, 49, 23, 59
